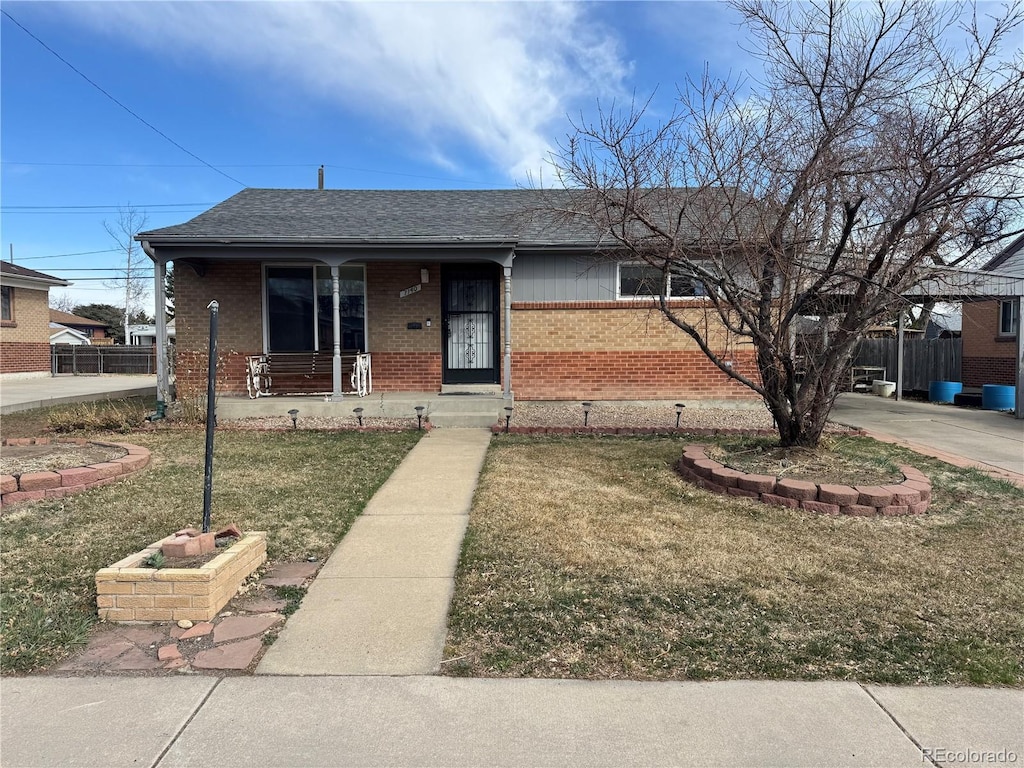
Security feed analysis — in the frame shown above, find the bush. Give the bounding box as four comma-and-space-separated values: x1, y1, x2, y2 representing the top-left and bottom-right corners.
48, 399, 149, 434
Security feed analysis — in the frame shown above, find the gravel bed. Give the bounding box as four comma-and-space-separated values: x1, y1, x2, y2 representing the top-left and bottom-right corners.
219, 403, 853, 434
1, 443, 126, 475
220, 415, 420, 431
510, 402, 778, 431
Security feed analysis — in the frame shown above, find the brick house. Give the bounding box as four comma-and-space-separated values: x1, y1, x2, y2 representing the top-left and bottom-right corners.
1, 262, 69, 377
138, 188, 759, 402
49, 309, 113, 345
961, 234, 1023, 388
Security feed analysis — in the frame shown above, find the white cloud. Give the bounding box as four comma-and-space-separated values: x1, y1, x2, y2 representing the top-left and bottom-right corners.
61, 1, 631, 181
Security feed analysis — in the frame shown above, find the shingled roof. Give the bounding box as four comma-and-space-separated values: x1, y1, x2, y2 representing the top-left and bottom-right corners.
140, 188, 604, 247
0, 260, 69, 287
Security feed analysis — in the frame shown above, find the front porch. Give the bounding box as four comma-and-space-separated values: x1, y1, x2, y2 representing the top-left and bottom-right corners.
215, 390, 510, 429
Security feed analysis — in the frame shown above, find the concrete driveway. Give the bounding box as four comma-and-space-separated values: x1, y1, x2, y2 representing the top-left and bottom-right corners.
831, 393, 1024, 482
0, 375, 156, 415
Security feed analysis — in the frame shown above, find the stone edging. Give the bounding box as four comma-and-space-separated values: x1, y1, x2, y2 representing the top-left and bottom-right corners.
1, 438, 151, 507
677, 444, 931, 516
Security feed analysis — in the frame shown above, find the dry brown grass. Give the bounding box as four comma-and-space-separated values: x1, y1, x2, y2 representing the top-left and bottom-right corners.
444, 436, 1024, 685
1, 426, 420, 673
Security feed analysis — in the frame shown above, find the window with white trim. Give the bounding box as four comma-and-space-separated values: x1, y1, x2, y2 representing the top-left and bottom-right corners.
999, 300, 1019, 336
617, 264, 705, 299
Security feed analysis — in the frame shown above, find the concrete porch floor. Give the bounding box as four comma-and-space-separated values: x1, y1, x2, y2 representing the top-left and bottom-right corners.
215, 391, 511, 428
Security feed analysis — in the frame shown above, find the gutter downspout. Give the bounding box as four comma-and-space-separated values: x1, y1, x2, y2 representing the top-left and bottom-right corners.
141, 241, 169, 417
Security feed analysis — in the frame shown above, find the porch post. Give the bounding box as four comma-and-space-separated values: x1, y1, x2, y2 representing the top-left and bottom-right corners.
152, 253, 170, 406
331, 265, 343, 402
503, 265, 512, 399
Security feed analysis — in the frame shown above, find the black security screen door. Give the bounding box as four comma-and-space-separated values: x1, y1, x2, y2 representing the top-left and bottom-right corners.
442, 264, 499, 384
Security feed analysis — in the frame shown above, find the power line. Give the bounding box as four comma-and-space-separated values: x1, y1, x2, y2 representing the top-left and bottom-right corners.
2, 161, 507, 186
0, 10, 246, 188
12, 248, 121, 261
58, 275, 155, 281
4, 210, 206, 216
3, 202, 216, 210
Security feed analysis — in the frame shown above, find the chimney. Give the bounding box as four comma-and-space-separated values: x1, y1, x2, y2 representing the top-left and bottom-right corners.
318, 165, 324, 190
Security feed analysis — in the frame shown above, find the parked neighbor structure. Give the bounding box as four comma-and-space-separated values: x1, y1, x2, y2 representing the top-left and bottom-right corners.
49, 323, 92, 346
127, 319, 175, 346
138, 189, 759, 403
961, 234, 1023, 388
1, 262, 69, 377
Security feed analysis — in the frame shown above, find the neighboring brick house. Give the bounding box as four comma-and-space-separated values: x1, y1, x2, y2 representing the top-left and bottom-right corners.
961, 234, 1023, 388
138, 188, 759, 402
1, 262, 69, 376
49, 310, 112, 345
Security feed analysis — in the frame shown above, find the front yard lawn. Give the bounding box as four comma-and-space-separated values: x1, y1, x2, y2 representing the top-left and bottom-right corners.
1, 427, 420, 674
444, 435, 1024, 686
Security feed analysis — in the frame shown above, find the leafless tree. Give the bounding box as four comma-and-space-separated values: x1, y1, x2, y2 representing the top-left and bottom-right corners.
103, 204, 149, 346
552, 0, 1024, 447
49, 292, 77, 313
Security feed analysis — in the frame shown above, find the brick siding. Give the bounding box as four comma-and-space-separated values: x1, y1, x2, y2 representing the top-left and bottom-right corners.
174, 262, 262, 395
961, 301, 1018, 387
0, 286, 53, 374
510, 302, 759, 400
173, 260, 760, 400
962, 357, 1017, 387
0, 341, 51, 374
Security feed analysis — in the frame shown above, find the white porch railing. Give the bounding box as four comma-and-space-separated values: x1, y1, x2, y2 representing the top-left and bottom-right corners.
350, 353, 372, 397
245, 352, 372, 398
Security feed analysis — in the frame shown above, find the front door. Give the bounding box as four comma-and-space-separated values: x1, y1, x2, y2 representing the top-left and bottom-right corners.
442, 264, 500, 385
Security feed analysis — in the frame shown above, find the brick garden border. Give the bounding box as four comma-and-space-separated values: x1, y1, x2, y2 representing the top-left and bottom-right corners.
1, 438, 151, 507
677, 444, 931, 516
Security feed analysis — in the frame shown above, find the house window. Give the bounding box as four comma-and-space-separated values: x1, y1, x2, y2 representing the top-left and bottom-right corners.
265, 265, 365, 353
1, 286, 11, 322
999, 300, 1019, 336
617, 264, 704, 299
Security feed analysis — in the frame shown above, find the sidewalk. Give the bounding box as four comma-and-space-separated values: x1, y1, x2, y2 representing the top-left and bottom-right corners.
0, 374, 156, 415
3, 676, 1020, 767
256, 428, 492, 675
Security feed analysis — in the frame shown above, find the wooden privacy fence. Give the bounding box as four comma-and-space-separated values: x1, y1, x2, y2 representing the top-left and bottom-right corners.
51, 345, 158, 375
852, 338, 961, 392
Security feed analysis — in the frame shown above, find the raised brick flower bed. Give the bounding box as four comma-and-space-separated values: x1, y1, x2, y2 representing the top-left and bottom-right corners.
95, 532, 268, 623
677, 444, 930, 516
1, 438, 151, 506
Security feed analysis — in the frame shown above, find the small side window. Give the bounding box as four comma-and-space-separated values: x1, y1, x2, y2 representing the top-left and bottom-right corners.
999, 300, 1019, 336
1, 286, 12, 322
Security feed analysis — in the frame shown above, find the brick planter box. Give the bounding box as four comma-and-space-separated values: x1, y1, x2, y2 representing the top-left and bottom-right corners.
677, 445, 931, 517
95, 532, 267, 623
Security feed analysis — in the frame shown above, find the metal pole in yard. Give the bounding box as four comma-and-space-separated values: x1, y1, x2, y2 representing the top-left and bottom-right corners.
202, 300, 219, 533
896, 311, 905, 401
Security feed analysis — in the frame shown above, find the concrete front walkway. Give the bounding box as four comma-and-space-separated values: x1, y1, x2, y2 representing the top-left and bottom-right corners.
256, 428, 492, 676
0, 374, 156, 415
831, 393, 1024, 484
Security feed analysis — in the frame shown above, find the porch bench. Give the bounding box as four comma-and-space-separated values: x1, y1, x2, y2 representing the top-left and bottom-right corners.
246, 351, 368, 398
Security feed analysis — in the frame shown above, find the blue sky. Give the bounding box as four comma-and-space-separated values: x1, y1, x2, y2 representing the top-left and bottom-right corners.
0, 1, 753, 310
